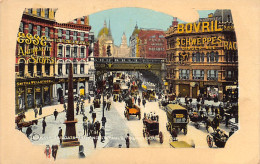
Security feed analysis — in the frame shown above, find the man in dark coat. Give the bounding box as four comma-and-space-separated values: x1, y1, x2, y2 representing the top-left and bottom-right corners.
106, 100, 111, 111
100, 127, 105, 142
92, 112, 96, 123
89, 105, 93, 113
52, 145, 58, 160
142, 99, 146, 108
95, 121, 101, 136
42, 117, 47, 134
205, 105, 209, 115
83, 120, 88, 136
63, 103, 67, 112
138, 97, 141, 106
34, 108, 38, 118
39, 105, 42, 115
53, 109, 58, 121
76, 105, 79, 115
87, 121, 92, 137
125, 133, 130, 148
26, 126, 32, 138
93, 132, 98, 148
58, 127, 62, 145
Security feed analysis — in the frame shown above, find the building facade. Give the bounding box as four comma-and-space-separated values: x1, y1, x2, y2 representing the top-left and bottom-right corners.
129, 24, 140, 57
113, 32, 130, 57
97, 21, 114, 57
15, 8, 57, 113
165, 10, 238, 102
15, 9, 94, 113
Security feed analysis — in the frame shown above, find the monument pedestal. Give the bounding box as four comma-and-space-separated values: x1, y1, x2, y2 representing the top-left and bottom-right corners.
61, 119, 80, 147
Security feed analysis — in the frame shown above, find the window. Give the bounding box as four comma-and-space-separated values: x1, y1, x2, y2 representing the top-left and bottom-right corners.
201, 53, 205, 62
19, 60, 25, 77
66, 46, 70, 57
45, 44, 50, 56
73, 64, 77, 74
28, 8, 32, 14
37, 63, 42, 76
80, 32, 84, 41
215, 52, 219, 62
73, 31, 77, 40
196, 52, 200, 62
207, 70, 218, 80
73, 47, 78, 58
45, 9, 49, 18
58, 29, 62, 38
28, 62, 34, 77
80, 64, 84, 74
210, 52, 215, 62
80, 47, 85, 58
19, 22, 24, 32
37, 26, 41, 36
179, 69, 190, 80
28, 24, 33, 34
37, 9, 41, 17
58, 63, 62, 75
45, 63, 50, 75
45, 27, 49, 38
66, 63, 69, 74
192, 53, 196, 62
193, 70, 204, 80
58, 45, 63, 57
207, 52, 210, 62
66, 30, 70, 40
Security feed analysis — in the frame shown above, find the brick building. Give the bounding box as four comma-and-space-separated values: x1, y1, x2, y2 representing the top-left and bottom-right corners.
165, 10, 238, 102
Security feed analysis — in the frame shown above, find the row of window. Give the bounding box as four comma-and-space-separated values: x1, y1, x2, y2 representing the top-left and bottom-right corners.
179, 69, 218, 80
58, 45, 86, 58
58, 63, 85, 75
58, 29, 85, 41
19, 22, 51, 38
27, 8, 50, 19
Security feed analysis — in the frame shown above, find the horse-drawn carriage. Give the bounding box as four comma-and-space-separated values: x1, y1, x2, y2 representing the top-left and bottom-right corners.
124, 98, 141, 120
142, 113, 163, 144
189, 112, 208, 129
207, 129, 229, 148
130, 85, 138, 96
166, 104, 189, 135
15, 113, 38, 131
158, 100, 169, 110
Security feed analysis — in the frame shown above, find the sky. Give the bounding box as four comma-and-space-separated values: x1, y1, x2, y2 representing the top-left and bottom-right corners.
89, 8, 215, 46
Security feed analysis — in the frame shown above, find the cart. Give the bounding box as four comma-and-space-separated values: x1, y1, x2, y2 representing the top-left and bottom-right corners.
142, 114, 163, 144
189, 112, 208, 129
206, 129, 228, 148
124, 98, 141, 120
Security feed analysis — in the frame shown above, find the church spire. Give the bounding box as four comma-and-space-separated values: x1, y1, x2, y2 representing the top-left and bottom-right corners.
108, 19, 112, 36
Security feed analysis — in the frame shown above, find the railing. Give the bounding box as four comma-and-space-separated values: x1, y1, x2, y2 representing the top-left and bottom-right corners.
94, 57, 164, 64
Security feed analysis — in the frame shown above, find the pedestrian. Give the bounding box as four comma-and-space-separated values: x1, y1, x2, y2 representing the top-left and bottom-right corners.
106, 100, 111, 111
215, 107, 219, 116
93, 133, 98, 148
53, 109, 58, 121
196, 103, 200, 111
102, 116, 107, 128
63, 103, 67, 112
39, 105, 42, 115
211, 105, 214, 115
89, 105, 93, 113
80, 103, 84, 114
83, 120, 88, 136
225, 113, 230, 127
44, 145, 51, 158
125, 133, 130, 148
42, 117, 47, 134
134, 96, 137, 104
138, 97, 141, 106
95, 121, 100, 136
189, 98, 192, 104
229, 128, 235, 137
51, 145, 58, 161
83, 114, 88, 122
197, 96, 200, 103
87, 121, 91, 137
92, 112, 96, 123
142, 99, 146, 108
205, 105, 209, 115
58, 127, 62, 145
100, 127, 105, 142
88, 95, 91, 103
103, 100, 107, 110
34, 108, 38, 118
26, 126, 32, 138
76, 105, 79, 115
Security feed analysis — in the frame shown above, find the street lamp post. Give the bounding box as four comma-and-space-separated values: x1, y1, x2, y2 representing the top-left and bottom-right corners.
101, 72, 106, 127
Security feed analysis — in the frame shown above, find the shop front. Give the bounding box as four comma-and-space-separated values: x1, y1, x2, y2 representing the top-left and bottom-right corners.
15, 78, 54, 114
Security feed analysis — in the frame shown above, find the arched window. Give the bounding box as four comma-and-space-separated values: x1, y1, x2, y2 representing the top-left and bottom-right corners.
80, 63, 84, 74
58, 45, 63, 57
73, 46, 78, 58
201, 53, 205, 62
80, 47, 85, 58
210, 52, 215, 62
45, 43, 50, 56
207, 52, 210, 63
28, 60, 34, 77
73, 63, 77, 74
66, 63, 70, 74
66, 45, 70, 57
58, 63, 62, 75
37, 63, 42, 76
196, 52, 200, 62
192, 53, 196, 62
19, 59, 25, 77
215, 52, 219, 62
45, 63, 50, 75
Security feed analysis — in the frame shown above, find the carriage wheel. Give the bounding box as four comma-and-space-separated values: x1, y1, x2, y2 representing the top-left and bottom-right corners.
195, 123, 200, 129
159, 132, 163, 144
32, 133, 40, 141
184, 127, 187, 135
207, 135, 213, 148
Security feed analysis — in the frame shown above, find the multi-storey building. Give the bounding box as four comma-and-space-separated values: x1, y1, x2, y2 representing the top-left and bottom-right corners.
165, 10, 238, 102
53, 16, 92, 103
130, 26, 167, 59
15, 9, 94, 113
15, 8, 57, 113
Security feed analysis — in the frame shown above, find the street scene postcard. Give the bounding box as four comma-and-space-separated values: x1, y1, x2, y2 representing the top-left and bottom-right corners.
2, 1, 259, 163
